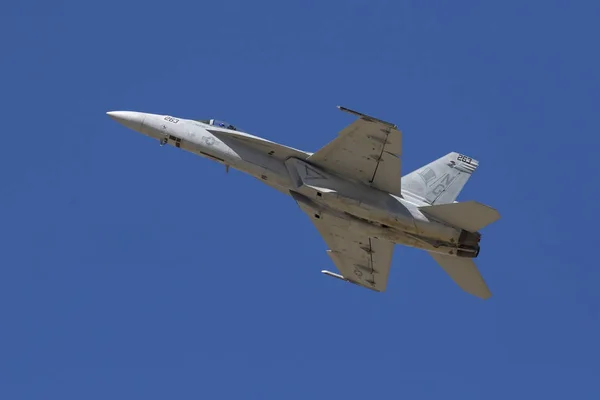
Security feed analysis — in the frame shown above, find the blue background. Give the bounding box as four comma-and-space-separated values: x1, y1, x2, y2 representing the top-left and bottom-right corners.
2, 1, 599, 398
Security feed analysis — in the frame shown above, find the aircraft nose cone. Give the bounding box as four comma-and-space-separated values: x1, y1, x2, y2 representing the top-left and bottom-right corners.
106, 111, 145, 131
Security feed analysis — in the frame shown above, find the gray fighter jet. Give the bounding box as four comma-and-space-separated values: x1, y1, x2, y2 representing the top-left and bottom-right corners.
107, 106, 500, 299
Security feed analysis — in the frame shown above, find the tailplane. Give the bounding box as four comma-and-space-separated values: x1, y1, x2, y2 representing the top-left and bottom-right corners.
429, 252, 492, 299
419, 200, 500, 233
402, 152, 478, 205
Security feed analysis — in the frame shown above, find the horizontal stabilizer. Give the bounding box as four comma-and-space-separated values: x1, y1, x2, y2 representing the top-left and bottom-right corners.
429, 252, 491, 299
419, 200, 500, 232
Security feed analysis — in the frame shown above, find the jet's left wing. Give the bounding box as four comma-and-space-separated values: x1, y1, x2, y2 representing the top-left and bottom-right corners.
292, 193, 395, 292
307, 106, 402, 196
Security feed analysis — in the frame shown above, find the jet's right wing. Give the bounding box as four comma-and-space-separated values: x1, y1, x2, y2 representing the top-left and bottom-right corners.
292, 192, 395, 292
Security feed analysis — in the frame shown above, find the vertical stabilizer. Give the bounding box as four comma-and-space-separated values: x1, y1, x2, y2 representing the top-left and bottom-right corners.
402, 152, 478, 205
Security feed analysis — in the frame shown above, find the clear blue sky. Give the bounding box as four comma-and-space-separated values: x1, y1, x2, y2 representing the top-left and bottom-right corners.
1, 1, 599, 398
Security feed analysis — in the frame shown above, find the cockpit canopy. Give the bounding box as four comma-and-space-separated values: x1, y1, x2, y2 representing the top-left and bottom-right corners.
197, 119, 237, 131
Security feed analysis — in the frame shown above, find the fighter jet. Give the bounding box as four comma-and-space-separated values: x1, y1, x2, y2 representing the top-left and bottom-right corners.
107, 106, 500, 299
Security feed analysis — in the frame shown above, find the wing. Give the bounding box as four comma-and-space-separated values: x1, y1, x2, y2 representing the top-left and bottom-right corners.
293, 193, 395, 292
307, 106, 402, 196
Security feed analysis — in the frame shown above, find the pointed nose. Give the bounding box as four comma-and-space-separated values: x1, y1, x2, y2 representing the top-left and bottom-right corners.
106, 111, 145, 132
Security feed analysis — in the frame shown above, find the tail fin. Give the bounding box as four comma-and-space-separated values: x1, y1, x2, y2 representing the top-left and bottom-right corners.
402, 152, 478, 205
429, 252, 492, 299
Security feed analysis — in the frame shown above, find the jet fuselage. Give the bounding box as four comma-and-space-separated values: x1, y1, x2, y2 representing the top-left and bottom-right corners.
107, 111, 480, 258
